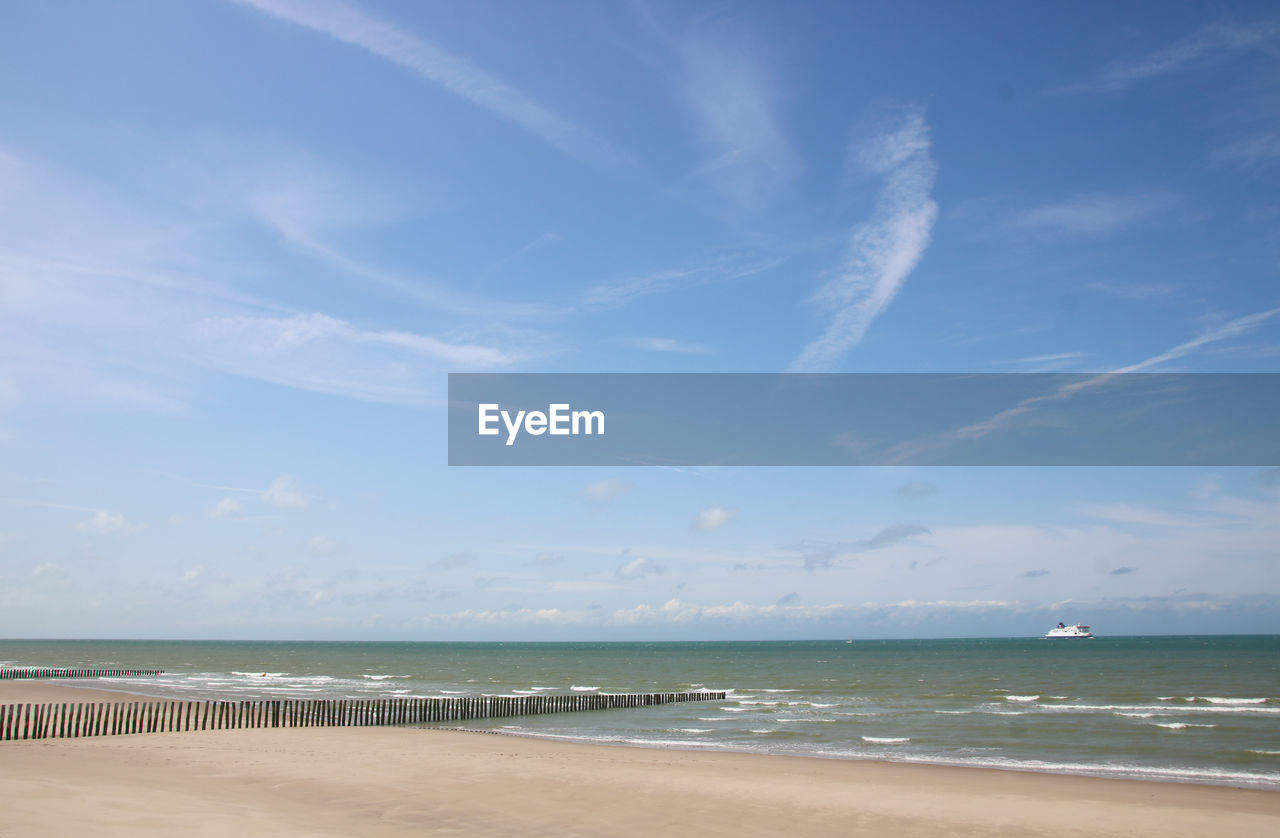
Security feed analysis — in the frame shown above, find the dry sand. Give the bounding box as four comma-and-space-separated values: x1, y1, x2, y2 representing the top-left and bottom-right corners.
1, 682, 1277, 837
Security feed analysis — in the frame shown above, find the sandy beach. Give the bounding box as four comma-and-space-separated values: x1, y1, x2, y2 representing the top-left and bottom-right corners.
0, 682, 1276, 837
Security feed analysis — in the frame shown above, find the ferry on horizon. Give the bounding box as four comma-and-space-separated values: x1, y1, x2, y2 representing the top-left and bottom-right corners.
1045, 622, 1093, 638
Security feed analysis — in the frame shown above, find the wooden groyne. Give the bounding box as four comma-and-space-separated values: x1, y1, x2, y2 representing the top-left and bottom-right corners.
1, 668, 164, 680
0, 691, 725, 741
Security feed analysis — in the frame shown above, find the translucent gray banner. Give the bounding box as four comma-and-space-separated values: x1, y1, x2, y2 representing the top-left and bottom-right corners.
447, 373, 1279, 466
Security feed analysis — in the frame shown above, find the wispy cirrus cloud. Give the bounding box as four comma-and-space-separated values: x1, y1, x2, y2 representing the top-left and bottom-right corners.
582, 253, 781, 311
1054, 20, 1280, 94
228, 0, 627, 168
1011, 192, 1173, 236
1006, 352, 1086, 372
791, 107, 937, 371
1213, 131, 1280, 168
677, 27, 799, 209
191, 312, 519, 405
946, 305, 1280, 443
627, 337, 711, 355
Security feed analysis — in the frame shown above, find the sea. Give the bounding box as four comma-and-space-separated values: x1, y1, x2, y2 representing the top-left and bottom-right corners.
3, 636, 1278, 789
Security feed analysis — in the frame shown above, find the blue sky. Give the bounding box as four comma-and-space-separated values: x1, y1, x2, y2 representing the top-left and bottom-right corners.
1, 0, 1277, 639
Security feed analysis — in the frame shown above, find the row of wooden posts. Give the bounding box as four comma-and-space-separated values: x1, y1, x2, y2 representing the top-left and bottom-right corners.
0, 668, 165, 680
0, 691, 726, 741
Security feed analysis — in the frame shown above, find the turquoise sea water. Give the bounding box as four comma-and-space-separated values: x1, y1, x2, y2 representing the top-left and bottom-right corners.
3, 637, 1278, 788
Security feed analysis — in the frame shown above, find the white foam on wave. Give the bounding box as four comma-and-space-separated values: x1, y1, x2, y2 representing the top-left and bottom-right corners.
1153, 722, 1217, 730
571, 685, 599, 692
1041, 702, 1280, 716
678, 729, 714, 734
231, 671, 286, 678
1248, 749, 1280, 756
720, 707, 749, 712
362, 674, 409, 680
775, 717, 835, 724
1116, 712, 1158, 718
862, 736, 909, 744
935, 710, 974, 715
1202, 697, 1268, 705
1005, 695, 1040, 702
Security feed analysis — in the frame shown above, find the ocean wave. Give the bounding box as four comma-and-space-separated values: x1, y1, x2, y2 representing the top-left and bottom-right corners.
362, 674, 409, 680
1005, 695, 1040, 702
1201, 697, 1268, 705
1248, 749, 1280, 756
720, 707, 749, 712
862, 736, 909, 744
1157, 696, 1269, 705
1153, 722, 1217, 730
570, 685, 599, 692
1039, 703, 1280, 716
677, 729, 714, 734
1116, 712, 1158, 718
231, 671, 286, 677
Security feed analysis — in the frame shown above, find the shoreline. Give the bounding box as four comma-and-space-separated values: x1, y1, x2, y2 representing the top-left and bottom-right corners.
2, 682, 1279, 837
4, 680, 1279, 793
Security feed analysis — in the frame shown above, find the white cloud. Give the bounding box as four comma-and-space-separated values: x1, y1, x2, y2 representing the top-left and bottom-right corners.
209, 497, 242, 519
72, 510, 134, 534
791, 107, 937, 371
308, 535, 337, 554
583, 478, 631, 502
945, 306, 1280, 444
229, 0, 625, 167
1076, 502, 1205, 528
678, 29, 799, 209
583, 254, 780, 311
263, 476, 307, 510
691, 506, 736, 531
616, 557, 666, 580
193, 312, 517, 405
1214, 131, 1280, 167
1012, 192, 1171, 236
629, 337, 711, 355
182, 565, 206, 582
1056, 20, 1280, 94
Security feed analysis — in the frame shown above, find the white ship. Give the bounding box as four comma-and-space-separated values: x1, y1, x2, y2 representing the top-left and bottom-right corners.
1045, 622, 1093, 638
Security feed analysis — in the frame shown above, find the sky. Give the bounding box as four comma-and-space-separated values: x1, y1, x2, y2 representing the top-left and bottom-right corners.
1, 0, 1278, 640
